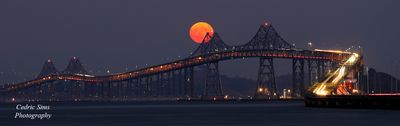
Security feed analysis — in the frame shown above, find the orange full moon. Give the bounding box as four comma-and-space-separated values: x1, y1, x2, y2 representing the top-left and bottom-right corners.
189, 22, 214, 43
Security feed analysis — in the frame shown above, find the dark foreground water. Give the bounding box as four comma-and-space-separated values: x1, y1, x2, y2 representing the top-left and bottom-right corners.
1, 101, 400, 126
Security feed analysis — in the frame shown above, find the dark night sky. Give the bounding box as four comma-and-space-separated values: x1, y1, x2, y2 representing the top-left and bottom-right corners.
0, 0, 399, 84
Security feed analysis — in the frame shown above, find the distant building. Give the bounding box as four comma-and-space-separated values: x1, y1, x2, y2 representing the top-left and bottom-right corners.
359, 67, 399, 94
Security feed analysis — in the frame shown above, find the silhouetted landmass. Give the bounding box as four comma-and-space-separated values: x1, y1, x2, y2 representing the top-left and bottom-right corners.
194, 68, 297, 97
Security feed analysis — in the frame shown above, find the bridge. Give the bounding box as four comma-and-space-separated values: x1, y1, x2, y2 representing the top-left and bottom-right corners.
0, 23, 361, 102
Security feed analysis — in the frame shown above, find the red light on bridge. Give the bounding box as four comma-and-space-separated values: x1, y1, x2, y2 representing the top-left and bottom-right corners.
264, 22, 269, 26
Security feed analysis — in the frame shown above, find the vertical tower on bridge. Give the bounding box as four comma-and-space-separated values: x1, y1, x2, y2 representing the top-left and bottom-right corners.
191, 33, 229, 97
243, 23, 294, 99
183, 67, 195, 97
62, 57, 88, 100
307, 60, 332, 95
293, 59, 305, 97
308, 60, 319, 89
255, 58, 277, 97
62, 57, 88, 75
203, 62, 222, 96
38, 59, 59, 78
242, 23, 293, 50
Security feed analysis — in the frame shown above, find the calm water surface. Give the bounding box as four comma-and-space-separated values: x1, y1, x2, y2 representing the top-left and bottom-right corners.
1, 101, 399, 126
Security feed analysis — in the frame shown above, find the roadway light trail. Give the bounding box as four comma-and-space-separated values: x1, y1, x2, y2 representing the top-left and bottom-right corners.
310, 51, 361, 96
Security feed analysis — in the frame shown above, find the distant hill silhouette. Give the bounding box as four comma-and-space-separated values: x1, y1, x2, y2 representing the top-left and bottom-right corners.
193, 68, 298, 97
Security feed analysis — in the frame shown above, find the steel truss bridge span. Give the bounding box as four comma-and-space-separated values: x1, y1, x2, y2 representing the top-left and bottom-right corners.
0, 23, 358, 101
1, 49, 351, 94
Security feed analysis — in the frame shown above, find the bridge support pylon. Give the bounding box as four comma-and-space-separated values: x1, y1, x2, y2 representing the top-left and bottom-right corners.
254, 58, 277, 99
184, 67, 194, 97
203, 62, 223, 98
292, 59, 305, 97
317, 60, 327, 82
308, 60, 319, 88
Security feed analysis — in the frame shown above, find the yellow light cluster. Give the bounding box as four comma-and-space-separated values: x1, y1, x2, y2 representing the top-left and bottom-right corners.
311, 52, 360, 96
